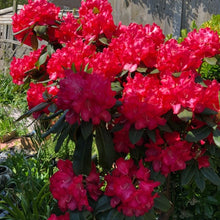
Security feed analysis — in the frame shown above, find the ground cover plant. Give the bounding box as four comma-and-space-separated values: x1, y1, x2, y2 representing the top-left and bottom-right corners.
6, 0, 220, 219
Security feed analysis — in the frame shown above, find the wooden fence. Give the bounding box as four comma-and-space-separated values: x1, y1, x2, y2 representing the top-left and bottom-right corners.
109, 0, 220, 37
1, 0, 220, 72
0, 5, 31, 72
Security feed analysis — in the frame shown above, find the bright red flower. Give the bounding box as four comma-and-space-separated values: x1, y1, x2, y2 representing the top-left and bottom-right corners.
182, 28, 220, 60
57, 70, 116, 125
10, 46, 46, 85
120, 73, 170, 130
47, 39, 96, 80
145, 132, 193, 176
50, 160, 101, 212
55, 12, 82, 44
79, 0, 116, 42
109, 23, 164, 72
48, 212, 69, 220
27, 82, 58, 119
157, 39, 201, 75
12, 0, 60, 46
89, 47, 123, 81
105, 158, 159, 216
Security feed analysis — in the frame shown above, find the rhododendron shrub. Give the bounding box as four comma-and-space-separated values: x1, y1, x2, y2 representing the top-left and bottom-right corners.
10, 0, 220, 219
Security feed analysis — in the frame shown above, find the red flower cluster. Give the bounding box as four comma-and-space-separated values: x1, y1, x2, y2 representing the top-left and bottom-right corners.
57, 70, 116, 125
10, 46, 45, 85
79, 0, 116, 42
55, 13, 82, 44
27, 82, 58, 119
145, 131, 193, 176
105, 158, 160, 216
12, 0, 60, 46
182, 28, 220, 59
48, 212, 69, 220
47, 40, 95, 80
109, 23, 164, 72
50, 160, 101, 212
120, 73, 170, 130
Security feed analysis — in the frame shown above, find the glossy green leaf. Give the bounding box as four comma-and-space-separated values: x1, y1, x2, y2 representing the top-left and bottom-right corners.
146, 129, 156, 143
35, 52, 48, 67
99, 37, 109, 45
80, 120, 93, 140
195, 168, 206, 191
136, 67, 148, 73
31, 34, 38, 50
181, 163, 196, 186
185, 126, 212, 142
154, 193, 171, 212
111, 81, 123, 92
200, 108, 218, 115
73, 133, 93, 175
94, 195, 112, 216
95, 123, 117, 171
41, 110, 68, 138
150, 69, 159, 74
172, 72, 182, 77
201, 167, 220, 186
129, 125, 144, 144
55, 122, 70, 153
105, 209, 124, 220
16, 102, 50, 122
204, 57, 217, 65
213, 128, 220, 148
70, 211, 93, 220
177, 109, 193, 122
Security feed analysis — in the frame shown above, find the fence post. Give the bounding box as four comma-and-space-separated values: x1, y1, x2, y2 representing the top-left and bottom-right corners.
13, 0, 17, 14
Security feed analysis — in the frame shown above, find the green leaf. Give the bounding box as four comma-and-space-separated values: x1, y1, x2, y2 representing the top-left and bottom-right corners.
41, 110, 68, 138
80, 120, 93, 140
35, 52, 48, 68
177, 109, 193, 122
71, 63, 77, 73
154, 193, 171, 212
204, 57, 217, 65
34, 25, 47, 36
181, 163, 196, 186
129, 125, 144, 144
201, 167, 220, 186
195, 168, 206, 191
150, 69, 159, 74
185, 126, 212, 142
73, 133, 93, 175
47, 44, 55, 56
200, 107, 217, 115
99, 37, 109, 45
95, 123, 117, 171
55, 123, 70, 153
31, 34, 38, 50
94, 195, 112, 216
105, 209, 124, 220
213, 128, 220, 148
119, 70, 128, 77
136, 67, 148, 73
111, 81, 123, 92
48, 103, 57, 113
16, 102, 50, 121
146, 129, 156, 143
172, 72, 182, 77
136, 210, 155, 220
111, 123, 124, 133
70, 211, 93, 220
195, 75, 208, 87
200, 115, 217, 129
